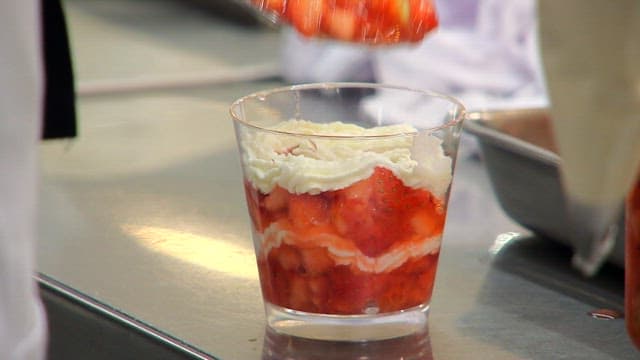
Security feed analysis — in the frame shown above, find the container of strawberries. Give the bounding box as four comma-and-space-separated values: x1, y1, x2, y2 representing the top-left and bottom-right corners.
249, 0, 439, 44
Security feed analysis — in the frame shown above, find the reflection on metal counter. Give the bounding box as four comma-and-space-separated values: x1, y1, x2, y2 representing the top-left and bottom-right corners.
262, 326, 433, 360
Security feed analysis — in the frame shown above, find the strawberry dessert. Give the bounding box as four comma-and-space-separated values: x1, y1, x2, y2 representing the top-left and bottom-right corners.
240, 120, 452, 315
251, 0, 439, 44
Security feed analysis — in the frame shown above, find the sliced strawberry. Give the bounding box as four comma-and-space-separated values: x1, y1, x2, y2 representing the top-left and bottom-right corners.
271, 244, 302, 272
287, 0, 325, 37
332, 197, 389, 257
370, 167, 405, 213
326, 266, 376, 314
308, 275, 329, 310
323, 8, 357, 41
243, 181, 265, 231
263, 185, 290, 213
289, 274, 314, 311
265, 261, 291, 305
257, 258, 275, 302
378, 274, 411, 312
407, 0, 438, 42
341, 173, 374, 200
410, 208, 444, 237
332, 167, 410, 257
389, 0, 410, 26
288, 193, 330, 231
378, 255, 436, 312
300, 247, 335, 275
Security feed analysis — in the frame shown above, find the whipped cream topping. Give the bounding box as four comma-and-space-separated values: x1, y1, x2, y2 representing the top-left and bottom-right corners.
261, 223, 441, 274
241, 119, 453, 199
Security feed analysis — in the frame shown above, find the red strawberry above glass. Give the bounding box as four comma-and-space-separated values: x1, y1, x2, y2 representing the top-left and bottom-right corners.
250, 0, 439, 44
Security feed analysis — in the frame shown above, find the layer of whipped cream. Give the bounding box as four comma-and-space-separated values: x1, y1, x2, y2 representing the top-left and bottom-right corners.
260, 223, 441, 274
241, 120, 452, 199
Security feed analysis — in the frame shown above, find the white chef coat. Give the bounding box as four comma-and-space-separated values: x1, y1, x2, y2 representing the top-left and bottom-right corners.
280, 0, 548, 112
0, 1, 48, 359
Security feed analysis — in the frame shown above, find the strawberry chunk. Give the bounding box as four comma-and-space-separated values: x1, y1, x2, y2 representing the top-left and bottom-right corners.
300, 247, 335, 275
288, 193, 330, 231
287, 0, 325, 37
407, 0, 438, 42
271, 244, 302, 272
252, 0, 285, 14
263, 185, 290, 213
308, 276, 329, 309
410, 208, 444, 237
323, 8, 357, 41
289, 274, 313, 310
326, 266, 376, 314
244, 182, 266, 231
378, 255, 437, 312
332, 167, 410, 257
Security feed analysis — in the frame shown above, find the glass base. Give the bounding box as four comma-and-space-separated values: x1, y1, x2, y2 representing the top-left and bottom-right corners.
265, 302, 430, 342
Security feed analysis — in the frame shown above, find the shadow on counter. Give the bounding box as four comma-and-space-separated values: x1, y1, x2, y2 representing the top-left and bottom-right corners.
458, 233, 635, 359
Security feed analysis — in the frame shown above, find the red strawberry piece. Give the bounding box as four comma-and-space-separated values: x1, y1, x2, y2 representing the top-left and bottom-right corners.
378, 274, 411, 312
323, 8, 357, 41
308, 276, 329, 310
300, 247, 335, 275
332, 196, 387, 257
389, 0, 410, 26
407, 0, 438, 42
332, 167, 411, 257
378, 256, 433, 312
288, 193, 330, 231
263, 186, 290, 213
370, 167, 406, 213
243, 182, 265, 231
268, 263, 291, 305
289, 274, 314, 311
287, 0, 325, 37
272, 244, 302, 272
326, 266, 376, 314
410, 208, 444, 237
257, 259, 276, 302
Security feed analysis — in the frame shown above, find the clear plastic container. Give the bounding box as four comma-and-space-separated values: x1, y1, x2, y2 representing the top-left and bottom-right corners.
249, 0, 438, 45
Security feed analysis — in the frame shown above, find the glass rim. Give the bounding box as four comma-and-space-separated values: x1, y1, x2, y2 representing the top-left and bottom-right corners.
229, 82, 466, 139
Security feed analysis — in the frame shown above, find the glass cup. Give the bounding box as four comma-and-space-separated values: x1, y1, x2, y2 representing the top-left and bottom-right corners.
230, 83, 465, 341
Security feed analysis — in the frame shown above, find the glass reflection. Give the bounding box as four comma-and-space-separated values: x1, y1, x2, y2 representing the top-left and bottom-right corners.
262, 325, 433, 360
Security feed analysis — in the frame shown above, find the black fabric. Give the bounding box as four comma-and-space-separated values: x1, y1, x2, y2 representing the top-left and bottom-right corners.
41, 0, 77, 140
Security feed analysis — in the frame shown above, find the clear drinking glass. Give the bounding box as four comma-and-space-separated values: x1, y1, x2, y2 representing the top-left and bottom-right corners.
230, 83, 465, 341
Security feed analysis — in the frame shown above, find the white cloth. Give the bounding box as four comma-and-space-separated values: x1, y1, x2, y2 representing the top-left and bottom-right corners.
0, 1, 48, 359
280, 0, 549, 112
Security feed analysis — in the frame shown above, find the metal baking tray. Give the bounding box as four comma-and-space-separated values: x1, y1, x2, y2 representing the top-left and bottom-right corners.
464, 108, 625, 268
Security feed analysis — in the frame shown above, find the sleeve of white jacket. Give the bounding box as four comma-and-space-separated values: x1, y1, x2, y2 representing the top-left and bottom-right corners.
0, 1, 48, 359
374, 0, 549, 111
279, 0, 548, 111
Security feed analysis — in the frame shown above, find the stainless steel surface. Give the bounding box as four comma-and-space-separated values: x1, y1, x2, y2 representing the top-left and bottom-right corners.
465, 109, 625, 267
37, 1, 637, 358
